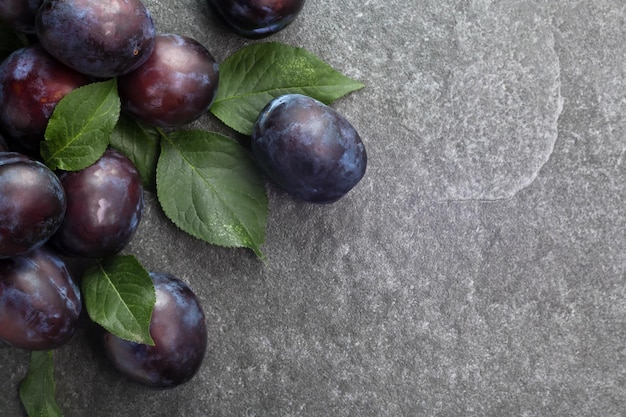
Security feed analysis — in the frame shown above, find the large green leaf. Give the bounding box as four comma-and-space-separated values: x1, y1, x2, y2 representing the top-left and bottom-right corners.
82, 255, 155, 345
19, 351, 63, 417
157, 130, 268, 258
210, 42, 364, 135
41, 79, 120, 171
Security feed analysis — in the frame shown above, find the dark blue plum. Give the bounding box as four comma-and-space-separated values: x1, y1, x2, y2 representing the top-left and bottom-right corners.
0, 152, 66, 258
0, 44, 90, 151
0, 0, 43, 33
36, 0, 156, 78
252, 94, 367, 203
102, 272, 207, 389
209, 0, 305, 39
0, 247, 82, 350
118, 34, 219, 128
50, 148, 144, 259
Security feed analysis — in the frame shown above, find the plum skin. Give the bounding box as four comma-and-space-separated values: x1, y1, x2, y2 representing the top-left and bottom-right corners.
36, 0, 156, 78
0, 247, 82, 351
102, 272, 208, 389
252, 94, 367, 203
209, 0, 306, 39
0, 152, 66, 259
0, 44, 90, 151
50, 148, 144, 259
118, 34, 220, 128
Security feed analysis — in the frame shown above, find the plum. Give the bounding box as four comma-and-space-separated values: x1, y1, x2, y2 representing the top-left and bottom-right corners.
0, 247, 82, 350
252, 94, 367, 203
0, 44, 90, 151
0, 152, 66, 258
0, 0, 43, 33
118, 34, 219, 128
102, 272, 207, 389
209, 0, 305, 38
50, 148, 144, 259
36, 0, 156, 78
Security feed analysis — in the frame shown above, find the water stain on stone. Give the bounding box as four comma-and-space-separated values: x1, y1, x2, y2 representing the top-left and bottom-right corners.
431, 1, 564, 200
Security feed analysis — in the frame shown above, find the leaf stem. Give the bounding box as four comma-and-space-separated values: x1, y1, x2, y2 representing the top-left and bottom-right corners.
155, 127, 170, 142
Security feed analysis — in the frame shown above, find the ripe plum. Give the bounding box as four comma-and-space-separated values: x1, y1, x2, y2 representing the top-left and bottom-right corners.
51, 148, 144, 259
209, 0, 305, 38
0, 152, 66, 258
36, 0, 156, 78
0, 0, 43, 33
0, 247, 82, 350
252, 94, 367, 203
0, 44, 90, 151
118, 34, 219, 127
102, 272, 207, 389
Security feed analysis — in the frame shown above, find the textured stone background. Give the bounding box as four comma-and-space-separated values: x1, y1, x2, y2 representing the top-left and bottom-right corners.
1, 0, 625, 416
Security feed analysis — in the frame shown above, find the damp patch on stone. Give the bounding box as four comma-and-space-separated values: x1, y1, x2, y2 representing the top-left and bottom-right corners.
392, 1, 564, 201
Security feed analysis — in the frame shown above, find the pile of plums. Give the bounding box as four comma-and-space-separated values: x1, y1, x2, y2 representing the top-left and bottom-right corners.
0, 0, 215, 389
1, 0, 367, 392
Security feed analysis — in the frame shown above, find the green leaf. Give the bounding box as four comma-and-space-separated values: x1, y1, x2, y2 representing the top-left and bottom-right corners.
0, 23, 29, 62
210, 42, 365, 135
82, 255, 155, 345
110, 114, 160, 190
19, 351, 63, 417
157, 130, 268, 258
41, 78, 121, 171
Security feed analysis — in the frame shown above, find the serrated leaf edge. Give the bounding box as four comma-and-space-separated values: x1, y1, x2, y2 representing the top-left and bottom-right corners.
156, 130, 267, 258
42, 79, 120, 170
213, 42, 364, 105
83, 257, 155, 345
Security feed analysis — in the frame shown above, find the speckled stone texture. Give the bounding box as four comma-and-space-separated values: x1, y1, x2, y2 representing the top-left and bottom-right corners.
1, 1, 625, 416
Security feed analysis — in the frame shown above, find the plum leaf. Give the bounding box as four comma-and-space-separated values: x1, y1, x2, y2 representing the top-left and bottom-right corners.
157, 130, 268, 258
41, 78, 120, 171
210, 42, 364, 135
110, 114, 160, 190
82, 255, 155, 345
19, 351, 63, 417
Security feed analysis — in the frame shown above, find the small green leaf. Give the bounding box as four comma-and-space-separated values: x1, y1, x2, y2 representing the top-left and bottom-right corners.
157, 130, 268, 257
82, 255, 155, 345
210, 42, 365, 135
41, 78, 121, 171
19, 351, 63, 417
110, 114, 160, 190
0, 23, 29, 62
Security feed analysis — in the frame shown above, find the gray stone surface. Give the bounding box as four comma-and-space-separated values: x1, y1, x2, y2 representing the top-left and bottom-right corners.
1, 0, 625, 416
